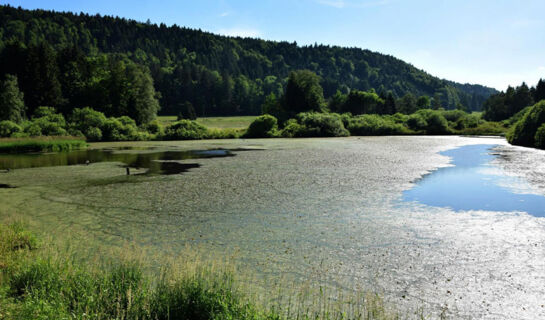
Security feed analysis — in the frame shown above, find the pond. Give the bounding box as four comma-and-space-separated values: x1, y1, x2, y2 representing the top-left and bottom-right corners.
403, 144, 545, 217
0, 147, 235, 175
1, 136, 544, 319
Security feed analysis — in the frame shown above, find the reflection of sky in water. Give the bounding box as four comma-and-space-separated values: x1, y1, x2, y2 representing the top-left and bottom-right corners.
403, 144, 545, 217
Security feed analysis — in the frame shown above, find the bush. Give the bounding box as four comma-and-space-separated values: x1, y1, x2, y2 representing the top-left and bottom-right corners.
32, 118, 67, 136
243, 114, 279, 138
454, 113, 482, 130
70, 107, 108, 135
0, 120, 22, 137
533, 123, 545, 149
414, 109, 450, 134
440, 109, 467, 123
23, 123, 43, 136
347, 114, 408, 136
293, 112, 350, 137
457, 121, 507, 136
69, 108, 148, 142
20, 107, 69, 136
207, 128, 244, 139
504, 107, 531, 127
85, 127, 103, 142
164, 120, 209, 140
145, 120, 163, 136
281, 118, 305, 138
102, 118, 140, 141
507, 100, 545, 147
407, 114, 427, 131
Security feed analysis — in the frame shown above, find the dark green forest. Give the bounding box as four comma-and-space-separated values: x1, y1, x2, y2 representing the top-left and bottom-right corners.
482, 79, 545, 121
0, 5, 496, 122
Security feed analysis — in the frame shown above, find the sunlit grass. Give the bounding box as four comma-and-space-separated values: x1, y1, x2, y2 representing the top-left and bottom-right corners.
0, 221, 404, 320
157, 116, 257, 130
0, 136, 87, 153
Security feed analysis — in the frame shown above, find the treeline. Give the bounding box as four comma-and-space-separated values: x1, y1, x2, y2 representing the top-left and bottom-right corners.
262, 70, 468, 121
0, 44, 159, 124
0, 4, 496, 120
483, 79, 545, 121
0, 68, 507, 142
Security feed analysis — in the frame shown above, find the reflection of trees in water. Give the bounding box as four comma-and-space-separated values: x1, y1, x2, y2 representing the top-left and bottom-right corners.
0, 149, 235, 174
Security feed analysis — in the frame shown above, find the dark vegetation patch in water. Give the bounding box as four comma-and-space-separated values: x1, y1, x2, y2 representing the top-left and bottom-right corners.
0, 148, 236, 175
403, 144, 545, 217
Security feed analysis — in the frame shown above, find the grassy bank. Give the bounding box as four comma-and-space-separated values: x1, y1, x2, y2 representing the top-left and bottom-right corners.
157, 116, 258, 129
0, 222, 400, 320
0, 137, 87, 153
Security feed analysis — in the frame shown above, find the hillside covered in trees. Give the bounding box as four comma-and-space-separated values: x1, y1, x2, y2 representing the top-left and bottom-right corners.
0, 5, 496, 121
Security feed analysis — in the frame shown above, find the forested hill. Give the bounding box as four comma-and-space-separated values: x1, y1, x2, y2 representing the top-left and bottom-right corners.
0, 5, 496, 118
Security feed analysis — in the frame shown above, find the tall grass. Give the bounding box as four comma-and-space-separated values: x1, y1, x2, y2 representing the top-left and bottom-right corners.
0, 223, 403, 320
0, 137, 87, 153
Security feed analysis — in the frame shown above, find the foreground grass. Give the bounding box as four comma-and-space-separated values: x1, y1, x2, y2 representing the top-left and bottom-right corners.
0, 223, 402, 320
0, 137, 87, 153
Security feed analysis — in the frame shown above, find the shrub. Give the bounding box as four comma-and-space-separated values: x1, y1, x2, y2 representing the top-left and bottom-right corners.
102, 118, 140, 141
347, 114, 407, 135
69, 108, 147, 142
21, 107, 69, 136
243, 114, 279, 138
145, 120, 163, 136
23, 123, 43, 136
414, 109, 450, 134
454, 113, 482, 130
507, 100, 545, 147
85, 127, 103, 142
0, 120, 22, 137
504, 107, 531, 127
407, 114, 427, 131
164, 120, 208, 140
534, 124, 545, 149
389, 113, 409, 124
440, 109, 467, 123
70, 107, 108, 134
294, 112, 350, 137
32, 118, 67, 136
207, 128, 244, 139
281, 118, 304, 138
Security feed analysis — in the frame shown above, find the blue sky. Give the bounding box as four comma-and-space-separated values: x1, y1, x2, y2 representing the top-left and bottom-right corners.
3, 0, 545, 90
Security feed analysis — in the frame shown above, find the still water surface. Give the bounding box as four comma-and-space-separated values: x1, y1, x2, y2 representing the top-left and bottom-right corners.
403, 144, 545, 217
1, 137, 544, 319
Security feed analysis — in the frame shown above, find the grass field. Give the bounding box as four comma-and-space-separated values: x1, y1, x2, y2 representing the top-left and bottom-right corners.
0, 136, 87, 153
158, 116, 257, 129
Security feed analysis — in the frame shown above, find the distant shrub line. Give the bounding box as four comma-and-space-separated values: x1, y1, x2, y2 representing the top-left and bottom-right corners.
0, 105, 509, 144
245, 109, 507, 138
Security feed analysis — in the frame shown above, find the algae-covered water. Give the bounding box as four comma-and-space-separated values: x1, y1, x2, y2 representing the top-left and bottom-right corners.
1, 136, 545, 319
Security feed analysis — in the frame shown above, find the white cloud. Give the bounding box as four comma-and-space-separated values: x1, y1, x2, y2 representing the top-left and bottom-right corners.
219, 11, 231, 17
317, 0, 390, 9
217, 27, 262, 38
